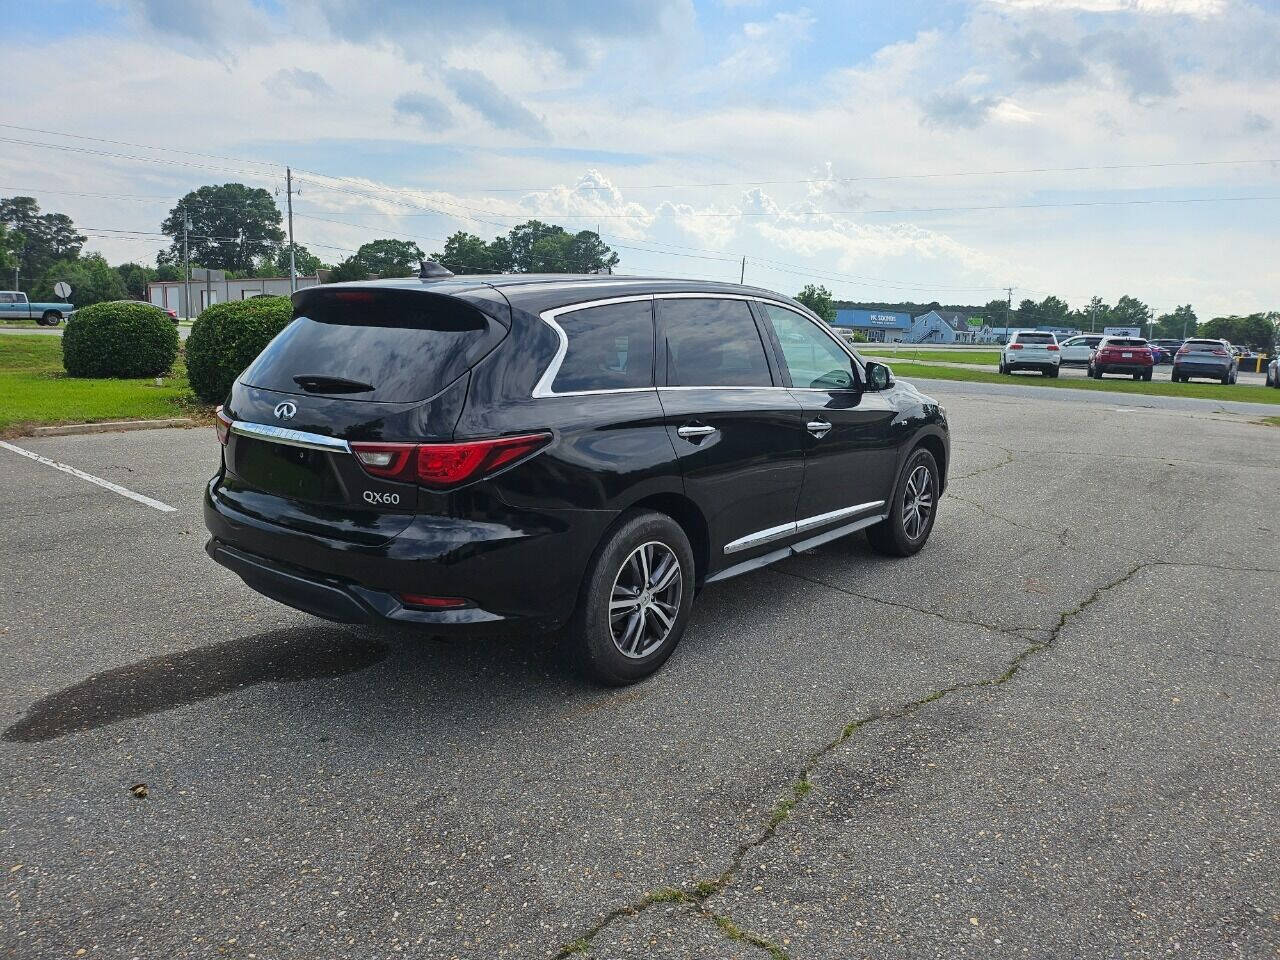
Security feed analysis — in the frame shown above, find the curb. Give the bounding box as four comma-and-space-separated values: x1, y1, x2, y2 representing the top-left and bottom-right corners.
31, 418, 195, 437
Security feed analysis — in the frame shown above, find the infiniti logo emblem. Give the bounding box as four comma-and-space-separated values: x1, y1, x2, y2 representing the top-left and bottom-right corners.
274, 401, 297, 421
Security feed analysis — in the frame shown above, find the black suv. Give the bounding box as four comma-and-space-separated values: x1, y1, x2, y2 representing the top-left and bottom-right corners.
204, 273, 950, 684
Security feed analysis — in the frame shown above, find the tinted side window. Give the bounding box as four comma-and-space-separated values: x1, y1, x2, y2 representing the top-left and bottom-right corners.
551, 300, 654, 393
763, 304, 855, 389
660, 298, 773, 387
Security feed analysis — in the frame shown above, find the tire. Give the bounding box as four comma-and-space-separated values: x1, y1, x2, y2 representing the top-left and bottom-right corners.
1143, 370, 1152, 382
867, 447, 939, 558
568, 509, 695, 686
39, 310, 61, 326
1221, 373, 1230, 385
1132, 373, 1141, 381
999, 360, 1008, 375
1048, 366, 1059, 378
1230, 370, 1238, 385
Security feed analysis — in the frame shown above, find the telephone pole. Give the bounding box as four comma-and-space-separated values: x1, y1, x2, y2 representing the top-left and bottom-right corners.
286, 167, 297, 293
740, 256, 746, 284
1004, 287, 1013, 334
182, 206, 192, 322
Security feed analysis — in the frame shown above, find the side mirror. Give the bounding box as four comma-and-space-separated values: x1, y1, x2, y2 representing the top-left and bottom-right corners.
865, 361, 893, 390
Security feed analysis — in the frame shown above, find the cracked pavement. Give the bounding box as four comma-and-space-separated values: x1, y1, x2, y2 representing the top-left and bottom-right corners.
1, 388, 1277, 959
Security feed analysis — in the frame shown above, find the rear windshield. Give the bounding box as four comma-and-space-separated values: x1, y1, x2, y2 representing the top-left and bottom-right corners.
1183, 340, 1225, 353
1016, 333, 1055, 344
241, 289, 504, 403
1106, 338, 1146, 347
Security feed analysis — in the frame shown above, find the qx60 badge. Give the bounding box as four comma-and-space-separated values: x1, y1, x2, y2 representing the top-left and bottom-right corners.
274, 401, 297, 420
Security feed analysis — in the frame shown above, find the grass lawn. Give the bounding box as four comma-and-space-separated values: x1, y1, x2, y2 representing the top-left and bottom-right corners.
0, 334, 207, 434
859, 348, 1003, 366
890, 361, 1280, 405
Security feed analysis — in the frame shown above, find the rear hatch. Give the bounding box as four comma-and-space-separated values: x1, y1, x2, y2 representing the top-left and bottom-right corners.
1178, 340, 1230, 367
218, 286, 508, 544
1012, 332, 1058, 361
1098, 338, 1150, 365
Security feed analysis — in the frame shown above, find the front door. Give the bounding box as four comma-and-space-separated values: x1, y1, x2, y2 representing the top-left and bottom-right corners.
758, 303, 899, 535
655, 296, 806, 564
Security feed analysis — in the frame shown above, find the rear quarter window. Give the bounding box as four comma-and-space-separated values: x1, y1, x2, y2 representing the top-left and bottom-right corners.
241, 288, 505, 403
551, 300, 654, 393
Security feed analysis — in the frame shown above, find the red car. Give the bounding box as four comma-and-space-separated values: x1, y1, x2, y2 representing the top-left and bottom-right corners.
1088, 336, 1155, 381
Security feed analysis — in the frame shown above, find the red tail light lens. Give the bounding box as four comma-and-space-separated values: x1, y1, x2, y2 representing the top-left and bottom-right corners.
1177, 347, 1189, 355
1212, 349, 1229, 357
215, 406, 232, 445
1046, 344, 1060, 351
1008, 343, 1024, 350
351, 432, 552, 490
399, 593, 469, 609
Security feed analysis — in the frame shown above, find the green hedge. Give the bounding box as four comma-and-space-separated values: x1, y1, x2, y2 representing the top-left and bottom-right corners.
186, 296, 294, 403
61, 301, 180, 378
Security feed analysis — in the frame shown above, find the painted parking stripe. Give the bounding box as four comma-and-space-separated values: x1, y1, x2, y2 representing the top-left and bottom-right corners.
0, 440, 177, 513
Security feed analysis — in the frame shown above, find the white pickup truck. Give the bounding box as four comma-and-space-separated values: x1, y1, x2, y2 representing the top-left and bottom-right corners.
0, 290, 76, 325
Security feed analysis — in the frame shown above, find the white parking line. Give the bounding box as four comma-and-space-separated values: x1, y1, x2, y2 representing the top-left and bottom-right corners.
0, 440, 178, 513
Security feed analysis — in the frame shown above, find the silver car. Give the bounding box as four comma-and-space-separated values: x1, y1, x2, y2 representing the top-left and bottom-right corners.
1172, 338, 1238, 384
1266, 356, 1279, 388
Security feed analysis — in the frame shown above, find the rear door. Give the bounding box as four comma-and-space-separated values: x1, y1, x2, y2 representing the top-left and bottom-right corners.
758, 302, 898, 532
1060, 337, 1094, 364
655, 296, 806, 561
219, 287, 507, 543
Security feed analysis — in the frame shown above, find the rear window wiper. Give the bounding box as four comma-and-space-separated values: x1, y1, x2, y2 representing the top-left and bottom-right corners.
292, 374, 376, 394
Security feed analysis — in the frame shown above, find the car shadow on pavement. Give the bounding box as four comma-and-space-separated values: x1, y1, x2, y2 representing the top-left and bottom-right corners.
4, 626, 392, 743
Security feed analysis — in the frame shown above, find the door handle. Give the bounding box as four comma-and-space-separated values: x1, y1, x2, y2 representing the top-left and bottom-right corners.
807, 419, 833, 439
677, 424, 717, 440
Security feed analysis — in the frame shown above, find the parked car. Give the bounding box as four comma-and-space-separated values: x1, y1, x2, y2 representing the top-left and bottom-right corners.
1058, 334, 1104, 366
1088, 336, 1155, 380
1149, 338, 1183, 364
999, 330, 1061, 377
1265, 356, 1278, 388
1172, 338, 1238, 384
0, 290, 75, 325
203, 272, 951, 685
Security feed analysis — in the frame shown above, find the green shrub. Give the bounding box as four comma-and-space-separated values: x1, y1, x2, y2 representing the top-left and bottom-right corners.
186, 296, 293, 403
61, 300, 179, 378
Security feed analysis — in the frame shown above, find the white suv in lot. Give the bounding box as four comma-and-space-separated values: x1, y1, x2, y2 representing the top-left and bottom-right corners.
1000, 331, 1061, 377
1059, 334, 1104, 367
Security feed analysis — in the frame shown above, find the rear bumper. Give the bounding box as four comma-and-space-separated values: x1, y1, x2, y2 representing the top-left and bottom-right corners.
1006, 361, 1058, 371
1093, 362, 1152, 374
1173, 362, 1230, 378
204, 477, 612, 633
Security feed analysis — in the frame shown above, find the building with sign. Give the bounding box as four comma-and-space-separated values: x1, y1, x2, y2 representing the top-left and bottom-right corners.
831, 308, 913, 342
906, 309, 986, 344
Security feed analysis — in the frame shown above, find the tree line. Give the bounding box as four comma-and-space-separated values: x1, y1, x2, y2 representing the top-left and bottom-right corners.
797, 285, 1278, 350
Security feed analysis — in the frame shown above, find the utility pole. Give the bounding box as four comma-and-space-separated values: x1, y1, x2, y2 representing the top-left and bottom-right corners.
740, 256, 746, 284
1004, 287, 1013, 337
1091, 301, 1097, 332
286, 167, 297, 293
182, 206, 192, 322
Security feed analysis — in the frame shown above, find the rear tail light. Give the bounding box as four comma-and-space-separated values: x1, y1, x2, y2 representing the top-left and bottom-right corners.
1177, 347, 1189, 356
1046, 344, 1060, 351
399, 593, 469, 609
351, 432, 552, 490
1212, 349, 1229, 357
214, 406, 232, 445
1008, 343, 1024, 350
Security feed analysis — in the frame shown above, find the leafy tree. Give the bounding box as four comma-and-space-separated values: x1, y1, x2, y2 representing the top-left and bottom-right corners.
35, 254, 126, 308
435, 232, 501, 274
0, 221, 12, 277
1109, 295, 1152, 332
323, 255, 374, 283
160, 184, 284, 273
493, 221, 617, 273
115, 262, 155, 300
354, 238, 423, 278
1014, 298, 1038, 327
153, 261, 182, 282
795, 284, 837, 325
1038, 295, 1070, 327
1073, 296, 1110, 332
1154, 304, 1197, 339
982, 298, 1011, 326
274, 243, 326, 276
1201, 313, 1278, 351
0, 196, 85, 283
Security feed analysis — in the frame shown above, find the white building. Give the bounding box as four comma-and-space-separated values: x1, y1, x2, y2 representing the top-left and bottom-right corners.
147, 269, 322, 318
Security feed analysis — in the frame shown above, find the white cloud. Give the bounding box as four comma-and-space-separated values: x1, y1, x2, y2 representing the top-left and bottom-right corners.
983, 0, 1226, 16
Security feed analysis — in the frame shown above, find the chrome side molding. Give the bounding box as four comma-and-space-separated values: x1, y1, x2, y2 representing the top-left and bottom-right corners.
724, 500, 886, 554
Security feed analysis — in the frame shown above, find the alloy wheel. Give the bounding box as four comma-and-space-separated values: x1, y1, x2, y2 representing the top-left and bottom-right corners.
902, 464, 934, 541
609, 541, 682, 659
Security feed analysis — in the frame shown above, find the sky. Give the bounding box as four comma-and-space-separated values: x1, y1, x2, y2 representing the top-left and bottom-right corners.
2, 0, 1278, 318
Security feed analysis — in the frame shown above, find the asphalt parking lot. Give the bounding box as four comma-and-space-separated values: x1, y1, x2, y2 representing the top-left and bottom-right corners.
2, 384, 1277, 959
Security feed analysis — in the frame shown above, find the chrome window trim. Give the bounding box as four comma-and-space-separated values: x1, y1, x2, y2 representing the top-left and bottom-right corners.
531, 291, 837, 398
229, 420, 352, 454
724, 500, 886, 554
